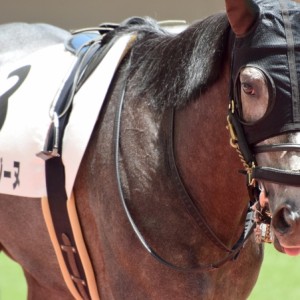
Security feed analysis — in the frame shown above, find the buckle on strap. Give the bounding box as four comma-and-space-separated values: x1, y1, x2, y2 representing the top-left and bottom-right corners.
36, 112, 60, 161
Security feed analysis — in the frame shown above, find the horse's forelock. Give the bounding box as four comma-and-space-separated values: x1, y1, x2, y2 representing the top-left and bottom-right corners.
114, 14, 230, 110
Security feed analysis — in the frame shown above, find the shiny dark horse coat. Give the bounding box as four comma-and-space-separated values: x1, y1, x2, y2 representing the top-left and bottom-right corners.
0, 0, 300, 299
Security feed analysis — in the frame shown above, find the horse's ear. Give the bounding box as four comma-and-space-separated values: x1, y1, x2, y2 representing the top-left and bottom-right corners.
225, 0, 260, 36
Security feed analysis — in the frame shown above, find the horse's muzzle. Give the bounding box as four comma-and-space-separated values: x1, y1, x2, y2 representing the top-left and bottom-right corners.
272, 202, 300, 255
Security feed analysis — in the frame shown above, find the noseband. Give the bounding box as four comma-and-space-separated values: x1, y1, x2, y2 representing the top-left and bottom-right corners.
227, 108, 300, 188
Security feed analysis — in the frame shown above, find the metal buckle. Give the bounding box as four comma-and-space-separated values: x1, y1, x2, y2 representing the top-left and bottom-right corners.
252, 200, 273, 244
36, 112, 60, 161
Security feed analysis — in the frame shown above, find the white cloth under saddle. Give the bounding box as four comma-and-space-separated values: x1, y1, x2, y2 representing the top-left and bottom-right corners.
0, 34, 134, 198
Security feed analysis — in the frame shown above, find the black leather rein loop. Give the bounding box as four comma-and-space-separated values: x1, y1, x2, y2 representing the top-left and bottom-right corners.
168, 109, 234, 253
113, 49, 254, 271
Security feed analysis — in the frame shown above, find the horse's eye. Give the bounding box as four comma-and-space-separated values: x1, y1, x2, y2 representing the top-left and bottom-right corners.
241, 82, 255, 96
237, 66, 272, 123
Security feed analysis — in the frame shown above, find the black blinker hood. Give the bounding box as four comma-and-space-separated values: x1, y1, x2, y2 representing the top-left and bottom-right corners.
231, 0, 300, 145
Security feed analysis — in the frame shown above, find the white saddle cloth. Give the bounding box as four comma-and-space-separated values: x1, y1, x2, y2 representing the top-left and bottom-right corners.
0, 34, 134, 198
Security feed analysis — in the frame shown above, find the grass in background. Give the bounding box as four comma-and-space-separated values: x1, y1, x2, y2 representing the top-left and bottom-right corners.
0, 245, 300, 299
249, 244, 300, 299
0, 253, 27, 300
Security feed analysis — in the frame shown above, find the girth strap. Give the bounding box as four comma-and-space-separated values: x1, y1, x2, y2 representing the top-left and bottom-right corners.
43, 158, 97, 300
40, 30, 108, 300
41, 31, 138, 299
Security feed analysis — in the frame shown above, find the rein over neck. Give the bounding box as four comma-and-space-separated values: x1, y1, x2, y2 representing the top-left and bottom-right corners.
114, 56, 255, 270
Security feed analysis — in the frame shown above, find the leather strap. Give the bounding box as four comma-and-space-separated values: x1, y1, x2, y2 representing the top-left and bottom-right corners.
41, 32, 107, 300
252, 166, 300, 186
42, 31, 138, 299
114, 68, 255, 270
167, 109, 234, 253
45, 157, 95, 299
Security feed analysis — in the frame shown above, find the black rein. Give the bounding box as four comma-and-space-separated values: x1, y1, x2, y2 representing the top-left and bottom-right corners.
113, 47, 255, 271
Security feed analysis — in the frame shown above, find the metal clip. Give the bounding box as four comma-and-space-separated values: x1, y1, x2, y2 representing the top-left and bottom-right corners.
247, 162, 257, 186
36, 112, 60, 161
226, 115, 238, 148
252, 200, 273, 244
254, 223, 273, 244
229, 100, 235, 114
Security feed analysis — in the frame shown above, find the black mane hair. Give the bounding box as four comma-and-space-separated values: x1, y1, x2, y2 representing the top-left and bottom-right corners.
105, 13, 230, 110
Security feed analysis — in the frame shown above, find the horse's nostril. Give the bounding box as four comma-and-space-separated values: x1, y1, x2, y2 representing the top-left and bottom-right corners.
272, 205, 295, 235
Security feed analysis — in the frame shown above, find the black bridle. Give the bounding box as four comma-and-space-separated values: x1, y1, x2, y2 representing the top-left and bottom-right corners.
253, 144, 300, 186
227, 0, 300, 192
226, 99, 300, 246
113, 50, 256, 272
228, 101, 300, 189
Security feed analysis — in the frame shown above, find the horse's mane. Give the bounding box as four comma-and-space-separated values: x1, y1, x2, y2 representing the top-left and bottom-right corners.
104, 13, 230, 110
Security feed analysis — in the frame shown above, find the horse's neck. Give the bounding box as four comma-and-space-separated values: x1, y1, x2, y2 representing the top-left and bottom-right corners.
114, 62, 249, 265
173, 69, 249, 248
74, 63, 260, 299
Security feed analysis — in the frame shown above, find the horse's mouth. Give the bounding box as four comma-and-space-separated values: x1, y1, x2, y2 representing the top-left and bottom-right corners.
273, 236, 300, 256
283, 247, 300, 256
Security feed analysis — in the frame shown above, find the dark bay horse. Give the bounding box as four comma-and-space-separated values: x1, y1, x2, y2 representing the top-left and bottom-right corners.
1, 0, 300, 299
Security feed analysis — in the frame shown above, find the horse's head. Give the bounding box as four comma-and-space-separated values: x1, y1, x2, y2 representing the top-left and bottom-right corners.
226, 0, 300, 255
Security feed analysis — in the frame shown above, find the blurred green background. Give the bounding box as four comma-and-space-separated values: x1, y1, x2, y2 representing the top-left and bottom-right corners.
0, 253, 27, 300
0, 244, 299, 299
249, 244, 300, 299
